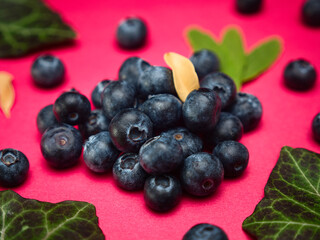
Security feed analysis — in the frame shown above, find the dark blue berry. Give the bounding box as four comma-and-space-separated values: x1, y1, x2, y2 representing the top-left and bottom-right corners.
190, 50, 220, 80
182, 88, 221, 133
213, 141, 249, 178
144, 175, 182, 212
91, 80, 110, 109
236, 0, 262, 14
180, 152, 224, 197
139, 135, 184, 175
36, 104, 59, 134
284, 59, 317, 91
0, 149, 29, 187
83, 132, 120, 173
226, 92, 262, 132
200, 72, 236, 109
31, 55, 65, 88
78, 110, 110, 139
312, 113, 320, 142
53, 90, 91, 126
109, 108, 153, 153
41, 124, 83, 168
116, 17, 147, 49
183, 223, 228, 240
302, 0, 320, 27
102, 80, 136, 120
138, 94, 182, 131
113, 153, 148, 191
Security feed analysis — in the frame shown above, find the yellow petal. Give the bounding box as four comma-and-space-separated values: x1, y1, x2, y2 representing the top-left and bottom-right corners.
164, 52, 200, 102
0, 71, 15, 118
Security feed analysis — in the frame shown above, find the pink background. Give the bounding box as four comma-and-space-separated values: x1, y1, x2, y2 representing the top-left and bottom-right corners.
0, 0, 320, 239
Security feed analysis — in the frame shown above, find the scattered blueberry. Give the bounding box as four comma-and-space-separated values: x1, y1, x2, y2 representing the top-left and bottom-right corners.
236, 0, 262, 14
78, 110, 110, 139
312, 113, 320, 142
183, 223, 228, 240
0, 148, 29, 187
302, 0, 320, 27
190, 49, 220, 80
144, 175, 182, 212
91, 80, 111, 109
36, 104, 59, 134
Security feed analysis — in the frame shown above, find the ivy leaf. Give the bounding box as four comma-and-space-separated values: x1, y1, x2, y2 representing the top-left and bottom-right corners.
0, 190, 105, 240
0, 0, 76, 58
242, 147, 320, 240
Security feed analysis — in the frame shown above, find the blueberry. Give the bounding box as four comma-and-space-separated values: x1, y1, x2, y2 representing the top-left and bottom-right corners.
138, 94, 182, 131
139, 135, 184, 175
236, 0, 262, 14
53, 90, 91, 126
213, 141, 249, 178
183, 223, 228, 240
0, 149, 29, 187
109, 108, 153, 153
302, 0, 320, 27
200, 72, 237, 109
312, 113, 320, 142
83, 132, 120, 173
144, 175, 182, 212
91, 80, 111, 109
41, 124, 83, 168
116, 17, 147, 49
138, 66, 176, 99
113, 153, 148, 191
162, 127, 203, 159
31, 55, 65, 88
205, 112, 243, 147
182, 89, 221, 133
36, 104, 59, 134
180, 152, 224, 197
226, 92, 262, 132
284, 59, 317, 91
102, 80, 136, 120
190, 50, 220, 80
78, 110, 110, 139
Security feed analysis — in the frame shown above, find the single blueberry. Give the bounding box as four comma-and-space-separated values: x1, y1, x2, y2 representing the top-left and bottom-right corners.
144, 175, 182, 212
190, 49, 220, 80
180, 152, 224, 197
302, 0, 320, 27
113, 153, 148, 191
312, 113, 320, 142
236, 0, 262, 14
116, 17, 147, 49
36, 104, 59, 134
0, 149, 29, 187
91, 80, 111, 109
83, 131, 120, 173
109, 108, 153, 153
213, 141, 249, 178
183, 223, 229, 240
31, 54, 65, 88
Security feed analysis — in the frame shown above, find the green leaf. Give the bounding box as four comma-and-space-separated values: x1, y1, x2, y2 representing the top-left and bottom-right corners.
242, 147, 320, 240
242, 38, 282, 82
0, 190, 105, 240
0, 0, 76, 58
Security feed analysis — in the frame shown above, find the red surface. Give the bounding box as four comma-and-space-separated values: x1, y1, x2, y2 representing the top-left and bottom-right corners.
0, 0, 320, 239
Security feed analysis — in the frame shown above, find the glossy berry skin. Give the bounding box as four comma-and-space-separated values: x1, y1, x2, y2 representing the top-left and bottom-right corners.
78, 110, 110, 139
53, 90, 91, 126
116, 17, 147, 49
227, 92, 262, 132
183, 89, 221, 133
205, 112, 243, 147
200, 72, 237, 109
162, 127, 203, 159
236, 0, 262, 14
91, 80, 110, 109
139, 135, 184, 175
302, 0, 320, 27
109, 108, 153, 153
31, 55, 65, 88
183, 223, 228, 240
36, 104, 59, 134
113, 153, 148, 191
102, 80, 136, 120
138, 66, 176, 99
180, 152, 224, 197
83, 132, 119, 173
0, 149, 29, 187
190, 50, 220, 80
312, 113, 320, 142
284, 59, 317, 90
144, 175, 182, 212
41, 124, 82, 168
138, 94, 182, 131
213, 141, 249, 178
